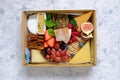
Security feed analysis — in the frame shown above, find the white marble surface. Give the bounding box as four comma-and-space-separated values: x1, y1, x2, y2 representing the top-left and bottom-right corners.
0, 0, 120, 80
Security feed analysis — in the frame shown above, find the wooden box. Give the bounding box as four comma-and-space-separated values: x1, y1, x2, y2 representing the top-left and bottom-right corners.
22, 10, 97, 66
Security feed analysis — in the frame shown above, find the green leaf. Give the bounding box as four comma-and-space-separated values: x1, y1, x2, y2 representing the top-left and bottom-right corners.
48, 28, 55, 36
46, 13, 51, 20
45, 20, 57, 28
45, 20, 51, 27
70, 19, 77, 27
51, 20, 57, 27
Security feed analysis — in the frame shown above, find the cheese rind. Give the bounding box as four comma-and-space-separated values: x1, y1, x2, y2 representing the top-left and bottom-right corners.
27, 14, 38, 34
74, 11, 93, 31
31, 49, 48, 63
69, 41, 91, 63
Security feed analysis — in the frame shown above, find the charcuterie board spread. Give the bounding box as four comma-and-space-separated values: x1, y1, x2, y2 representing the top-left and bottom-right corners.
24, 11, 95, 65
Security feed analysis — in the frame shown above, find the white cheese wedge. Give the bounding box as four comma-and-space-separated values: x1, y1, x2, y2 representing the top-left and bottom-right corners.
28, 14, 38, 34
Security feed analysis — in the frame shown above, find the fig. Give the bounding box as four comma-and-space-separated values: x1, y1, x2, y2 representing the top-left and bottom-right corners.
81, 22, 93, 35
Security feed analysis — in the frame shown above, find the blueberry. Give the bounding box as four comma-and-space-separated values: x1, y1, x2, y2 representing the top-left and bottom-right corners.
79, 42, 84, 47
60, 42, 68, 50
70, 53, 75, 58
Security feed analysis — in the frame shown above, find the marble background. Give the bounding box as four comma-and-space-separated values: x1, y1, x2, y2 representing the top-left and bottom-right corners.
0, 0, 120, 80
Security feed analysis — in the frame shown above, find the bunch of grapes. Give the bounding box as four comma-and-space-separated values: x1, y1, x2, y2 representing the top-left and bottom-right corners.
45, 42, 70, 63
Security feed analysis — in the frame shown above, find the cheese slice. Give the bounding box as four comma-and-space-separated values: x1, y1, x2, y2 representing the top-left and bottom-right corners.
74, 11, 93, 31
37, 13, 46, 34
31, 49, 48, 63
69, 41, 91, 63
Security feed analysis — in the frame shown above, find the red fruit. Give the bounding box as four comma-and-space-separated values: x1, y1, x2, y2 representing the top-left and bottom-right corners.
55, 57, 61, 63
47, 48, 51, 54
68, 23, 73, 29
72, 36, 77, 41
58, 49, 62, 53
71, 32, 76, 36
44, 42, 48, 48
69, 39, 73, 44
51, 54, 56, 59
61, 50, 67, 56
62, 55, 69, 62
72, 28, 77, 32
47, 38, 55, 47
75, 32, 78, 35
81, 22, 93, 35
51, 48, 56, 54
50, 58, 54, 62
54, 42, 60, 49
56, 51, 60, 57
45, 30, 52, 41
45, 55, 50, 60
76, 32, 81, 36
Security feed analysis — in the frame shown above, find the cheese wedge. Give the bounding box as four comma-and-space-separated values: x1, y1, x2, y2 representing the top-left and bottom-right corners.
31, 49, 48, 63
69, 41, 91, 63
74, 11, 93, 31
28, 14, 38, 34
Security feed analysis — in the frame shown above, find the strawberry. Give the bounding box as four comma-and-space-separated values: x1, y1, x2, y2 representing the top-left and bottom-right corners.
44, 42, 48, 48
47, 38, 55, 47
45, 30, 52, 41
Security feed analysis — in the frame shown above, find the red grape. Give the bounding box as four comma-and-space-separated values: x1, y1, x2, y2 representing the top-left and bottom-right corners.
54, 42, 60, 49
55, 57, 61, 63
51, 48, 56, 54
51, 53, 56, 59
50, 58, 54, 62
47, 48, 51, 54
62, 55, 69, 62
45, 55, 50, 60
56, 51, 60, 57
58, 48, 62, 53
61, 50, 67, 56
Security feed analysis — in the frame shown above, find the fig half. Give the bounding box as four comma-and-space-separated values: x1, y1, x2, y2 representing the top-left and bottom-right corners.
81, 22, 93, 35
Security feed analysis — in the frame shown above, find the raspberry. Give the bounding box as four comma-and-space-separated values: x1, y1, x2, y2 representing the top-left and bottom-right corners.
68, 23, 73, 29
77, 32, 81, 36
72, 36, 77, 41
69, 39, 73, 44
